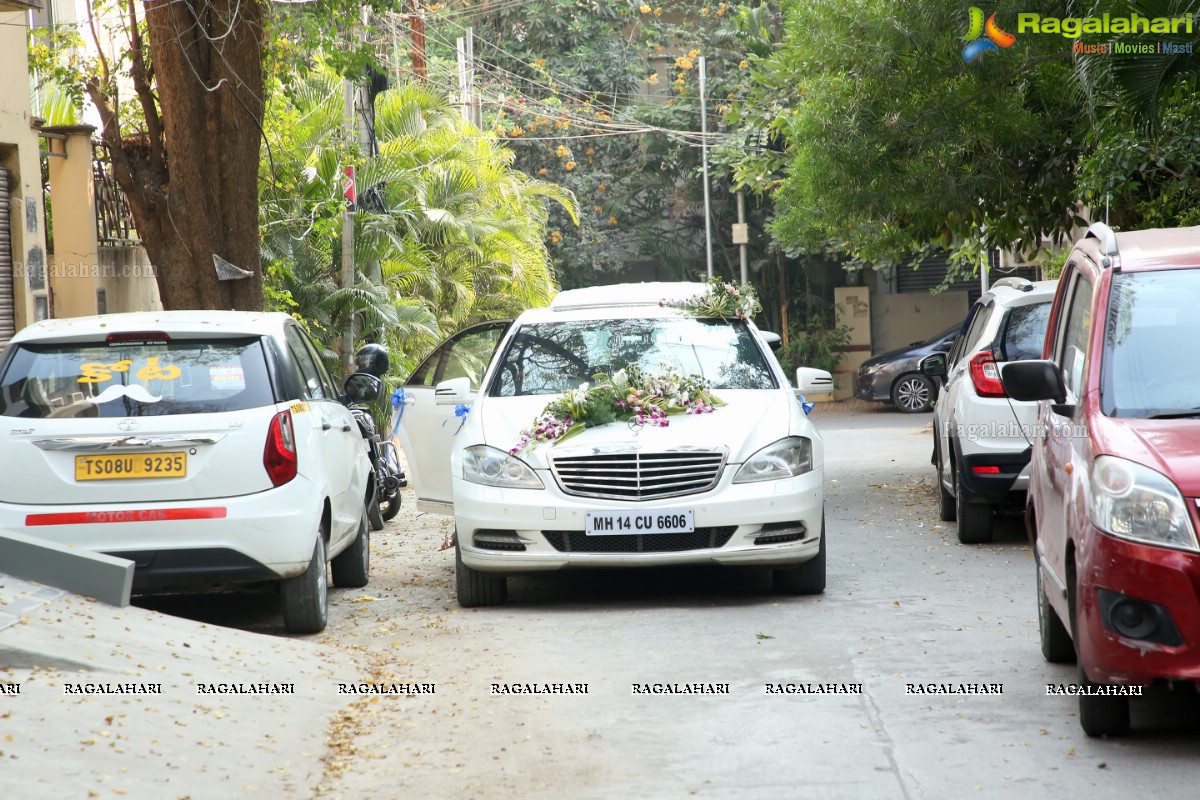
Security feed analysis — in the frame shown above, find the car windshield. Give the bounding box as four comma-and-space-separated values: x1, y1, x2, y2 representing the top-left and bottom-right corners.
489, 317, 776, 397
0, 337, 276, 418
1102, 270, 1200, 418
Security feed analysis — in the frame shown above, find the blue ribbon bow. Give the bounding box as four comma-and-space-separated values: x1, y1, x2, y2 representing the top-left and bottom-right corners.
799, 394, 814, 416
390, 387, 407, 438
446, 403, 471, 434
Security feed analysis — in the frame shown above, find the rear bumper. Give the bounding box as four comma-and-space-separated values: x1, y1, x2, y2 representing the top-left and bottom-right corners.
0, 477, 324, 585
956, 448, 1031, 505
1077, 527, 1200, 685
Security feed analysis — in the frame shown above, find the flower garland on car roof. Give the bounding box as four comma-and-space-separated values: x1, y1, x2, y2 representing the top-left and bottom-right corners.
510, 364, 724, 454
661, 277, 762, 321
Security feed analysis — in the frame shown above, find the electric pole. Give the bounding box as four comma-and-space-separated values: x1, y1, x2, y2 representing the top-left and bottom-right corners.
409, 0, 427, 83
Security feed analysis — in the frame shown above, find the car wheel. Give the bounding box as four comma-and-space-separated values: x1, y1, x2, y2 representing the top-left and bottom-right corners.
455, 539, 507, 607
1077, 664, 1131, 738
891, 373, 935, 413
773, 516, 826, 595
282, 534, 328, 634
1037, 558, 1074, 663
954, 469, 994, 544
367, 492, 385, 531
331, 507, 371, 589
380, 489, 402, 522
935, 444, 956, 522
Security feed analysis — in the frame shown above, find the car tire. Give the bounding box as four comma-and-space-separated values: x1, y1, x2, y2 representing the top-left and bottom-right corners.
331, 507, 371, 589
891, 373, 935, 413
367, 492, 385, 531
380, 489, 402, 522
935, 444, 956, 522
282, 535, 329, 634
1077, 664, 1131, 738
954, 467, 994, 544
455, 540, 507, 607
773, 516, 827, 595
1037, 558, 1074, 663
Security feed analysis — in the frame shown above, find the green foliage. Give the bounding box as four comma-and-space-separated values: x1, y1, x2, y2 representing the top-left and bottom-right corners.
439, 0, 759, 287
734, 0, 1087, 269
778, 325, 853, 377
261, 67, 573, 376
1077, 82, 1200, 230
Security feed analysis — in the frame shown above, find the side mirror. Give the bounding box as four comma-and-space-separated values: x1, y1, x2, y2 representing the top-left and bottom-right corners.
919, 353, 947, 377
343, 372, 384, 403
434, 376, 472, 406
1001, 360, 1067, 404
795, 367, 835, 396
761, 331, 783, 351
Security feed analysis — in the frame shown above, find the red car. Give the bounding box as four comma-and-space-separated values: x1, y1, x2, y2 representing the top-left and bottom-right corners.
1005, 222, 1200, 737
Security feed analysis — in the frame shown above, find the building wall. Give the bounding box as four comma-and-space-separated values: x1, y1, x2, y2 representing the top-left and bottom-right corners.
0, 10, 48, 342
870, 292, 969, 355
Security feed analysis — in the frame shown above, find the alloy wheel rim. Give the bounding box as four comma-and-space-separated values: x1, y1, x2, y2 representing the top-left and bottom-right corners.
897, 378, 931, 410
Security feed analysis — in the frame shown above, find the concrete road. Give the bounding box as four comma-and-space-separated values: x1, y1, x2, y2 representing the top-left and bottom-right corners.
6, 401, 1198, 799
304, 400, 1200, 799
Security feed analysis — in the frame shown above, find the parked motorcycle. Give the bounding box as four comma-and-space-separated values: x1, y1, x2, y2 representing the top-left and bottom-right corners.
344, 345, 407, 531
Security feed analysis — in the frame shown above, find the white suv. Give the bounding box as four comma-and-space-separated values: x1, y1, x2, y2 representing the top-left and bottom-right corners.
395, 282, 831, 606
920, 278, 1056, 543
0, 311, 372, 633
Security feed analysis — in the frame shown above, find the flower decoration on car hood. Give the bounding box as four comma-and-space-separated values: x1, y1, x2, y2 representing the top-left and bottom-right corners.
510, 364, 724, 454
661, 277, 762, 320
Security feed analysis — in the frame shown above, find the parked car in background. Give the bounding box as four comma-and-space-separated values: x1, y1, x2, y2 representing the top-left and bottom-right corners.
920, 277, 1056, 543
1004, 223, 1200, 738
395, 282, 832, 607
856, 324, 960, 413
0, 311, 373, 633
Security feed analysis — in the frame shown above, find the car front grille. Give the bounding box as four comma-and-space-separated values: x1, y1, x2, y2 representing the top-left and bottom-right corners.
543, 527, 736, 553
548, 449, 726, 501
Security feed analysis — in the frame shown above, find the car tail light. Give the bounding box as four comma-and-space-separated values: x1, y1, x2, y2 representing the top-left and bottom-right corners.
972, 465, 1001, 474
968, 352, 1007, 398
264, 410, 298, 486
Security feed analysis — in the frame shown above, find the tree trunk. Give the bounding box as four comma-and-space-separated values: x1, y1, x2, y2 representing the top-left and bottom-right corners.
90, 0, 266, 311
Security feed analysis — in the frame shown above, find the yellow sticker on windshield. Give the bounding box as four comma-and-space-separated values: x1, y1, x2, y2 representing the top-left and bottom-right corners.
78, 360, 132, 383
78, 357, 182, 384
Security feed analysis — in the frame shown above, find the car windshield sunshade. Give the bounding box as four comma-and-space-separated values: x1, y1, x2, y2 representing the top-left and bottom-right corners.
0, 337, 276, 418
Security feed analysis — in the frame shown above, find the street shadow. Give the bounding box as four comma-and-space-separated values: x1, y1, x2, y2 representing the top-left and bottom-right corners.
503, 564, 814, 610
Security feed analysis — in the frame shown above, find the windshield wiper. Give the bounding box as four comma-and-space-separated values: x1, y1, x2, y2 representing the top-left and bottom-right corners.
1148, 409, 1200, 419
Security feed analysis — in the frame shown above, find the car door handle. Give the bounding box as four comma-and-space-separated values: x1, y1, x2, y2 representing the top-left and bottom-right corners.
342, 423, 353, 432
322, 421, 332, 431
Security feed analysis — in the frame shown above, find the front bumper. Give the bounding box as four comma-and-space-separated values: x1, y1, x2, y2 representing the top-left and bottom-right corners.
1077, 525, 1200, 686
455, 467, 824, 572
856, 371, 888, 402
0, 476, 325, 586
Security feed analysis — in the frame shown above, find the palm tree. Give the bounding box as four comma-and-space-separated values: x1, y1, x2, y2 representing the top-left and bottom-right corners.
261, 68, 577, 376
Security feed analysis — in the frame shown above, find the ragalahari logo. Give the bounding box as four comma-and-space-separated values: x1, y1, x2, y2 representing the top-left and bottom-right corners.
962, 7, 1016, 62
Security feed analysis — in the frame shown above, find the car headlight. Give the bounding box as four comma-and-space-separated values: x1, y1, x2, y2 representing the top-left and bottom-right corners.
733, 437, 814, 483
462, 445, 544, 489
1088, 455, 1198, 552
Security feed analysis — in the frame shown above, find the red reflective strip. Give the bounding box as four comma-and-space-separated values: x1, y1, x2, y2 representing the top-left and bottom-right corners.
25, 507, 227, 526
971, 466, 1002, 474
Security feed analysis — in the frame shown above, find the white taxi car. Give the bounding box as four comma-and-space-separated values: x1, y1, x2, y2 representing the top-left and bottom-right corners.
396, 282, 830, 606
0, 311, 372, 633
